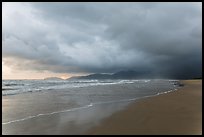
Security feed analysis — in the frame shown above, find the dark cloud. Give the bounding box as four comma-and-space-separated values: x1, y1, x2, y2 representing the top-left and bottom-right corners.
2, 2, 202, 78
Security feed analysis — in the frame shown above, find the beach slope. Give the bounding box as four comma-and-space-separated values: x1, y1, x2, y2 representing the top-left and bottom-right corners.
86, 80, 202, 135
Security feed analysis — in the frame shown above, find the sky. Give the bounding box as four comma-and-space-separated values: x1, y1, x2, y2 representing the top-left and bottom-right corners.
2, 2, 202, 79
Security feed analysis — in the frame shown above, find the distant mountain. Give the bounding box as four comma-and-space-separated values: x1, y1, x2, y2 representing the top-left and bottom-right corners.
78, 73, 111, 79
68, 73, 111, 80
68, 76, 81, 80
68, 70, 149, 80
44, 77, 63, 80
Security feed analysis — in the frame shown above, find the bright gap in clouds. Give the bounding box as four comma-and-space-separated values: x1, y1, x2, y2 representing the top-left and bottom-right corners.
2, 61, 86, 80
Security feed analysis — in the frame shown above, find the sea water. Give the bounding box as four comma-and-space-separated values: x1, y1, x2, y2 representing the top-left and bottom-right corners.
2, 79, 178, 96
2, 79, 181, 134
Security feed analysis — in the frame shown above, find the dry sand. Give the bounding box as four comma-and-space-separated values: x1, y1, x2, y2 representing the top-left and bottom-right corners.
85, 80, 202, 135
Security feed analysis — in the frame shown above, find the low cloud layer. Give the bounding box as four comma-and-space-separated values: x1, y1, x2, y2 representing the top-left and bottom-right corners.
2, 2, 202, 78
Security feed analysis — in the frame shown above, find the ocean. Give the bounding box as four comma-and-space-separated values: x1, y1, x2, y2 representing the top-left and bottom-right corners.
2, 79, 178, 96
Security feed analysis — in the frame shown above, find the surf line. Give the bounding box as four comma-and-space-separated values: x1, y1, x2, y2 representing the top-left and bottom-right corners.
2, 103, 93, 125
2, 88, 178, 125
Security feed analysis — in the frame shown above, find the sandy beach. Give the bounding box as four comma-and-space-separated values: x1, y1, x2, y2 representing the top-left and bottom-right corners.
86, 80, 202, 135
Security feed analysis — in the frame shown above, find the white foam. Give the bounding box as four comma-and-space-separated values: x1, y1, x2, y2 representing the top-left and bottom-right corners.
2, 96, 147, 125
2, 87, 178, 125
4, 79, 162, 96
2, 104, 93, 125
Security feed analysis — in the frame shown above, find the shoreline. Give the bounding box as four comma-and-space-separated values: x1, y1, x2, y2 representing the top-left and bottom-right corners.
2, 80, 201, 135
2, 80, 178, 125
85, 80, 202, 135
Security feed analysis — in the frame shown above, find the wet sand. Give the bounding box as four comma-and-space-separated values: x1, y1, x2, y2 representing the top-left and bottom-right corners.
2, 86, 132, 135
86, 80, 202, 135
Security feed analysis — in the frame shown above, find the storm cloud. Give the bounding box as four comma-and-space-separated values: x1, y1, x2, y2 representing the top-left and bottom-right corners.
2, 2, 202, 78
